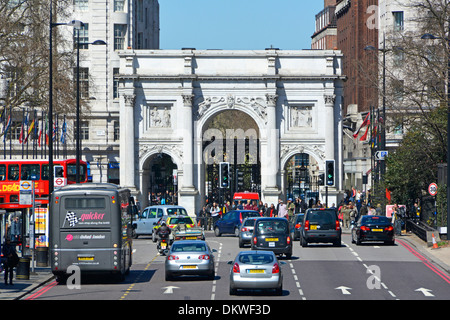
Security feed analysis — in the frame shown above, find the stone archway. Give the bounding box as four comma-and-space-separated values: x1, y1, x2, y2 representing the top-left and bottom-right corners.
139, 146, 183, 208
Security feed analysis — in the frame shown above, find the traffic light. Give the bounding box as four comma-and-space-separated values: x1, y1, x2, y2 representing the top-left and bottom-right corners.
326, 160, 335, 186
219, 162, 230, 188
236, 169, 244, 190
318, 173, 324, 186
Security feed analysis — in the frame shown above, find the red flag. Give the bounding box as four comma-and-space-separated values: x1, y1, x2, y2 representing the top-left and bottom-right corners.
359, 125, 370, 141
386, 188, 391, 204
353, 112, 370, 138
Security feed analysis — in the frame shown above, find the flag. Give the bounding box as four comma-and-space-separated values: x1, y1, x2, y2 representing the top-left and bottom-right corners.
353, 112, 370, 139
24, 119, 35, 144
359, 125, 370, 141
60, 117, 67, 144
3, 114, 11, 142
386, 188, 391, 204
19, 122, 24, 144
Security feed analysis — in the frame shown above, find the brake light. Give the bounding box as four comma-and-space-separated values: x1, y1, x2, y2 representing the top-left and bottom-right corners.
361, 226, 370, 231
272, 263, 280, 274
233, 263, 240, 273
241, 227, 248, 232
295, 224, 301, 229
199, 255, 210, 260
336, 220, 341, 230
287, 236, 291, 245
385, 226, 394, 232
304, 220, 310, 231
253, 237, 257, 245
167, 255, 179, 260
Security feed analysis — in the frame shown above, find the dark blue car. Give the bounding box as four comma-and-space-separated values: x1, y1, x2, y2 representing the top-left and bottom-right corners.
214, 210, 261, 237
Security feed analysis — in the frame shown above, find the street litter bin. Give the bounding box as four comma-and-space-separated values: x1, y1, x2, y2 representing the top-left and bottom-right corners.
36, 247, 49, 267
16, 257, 30, 280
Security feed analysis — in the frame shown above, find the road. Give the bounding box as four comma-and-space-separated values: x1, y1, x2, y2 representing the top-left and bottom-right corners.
22, 231, 450, 301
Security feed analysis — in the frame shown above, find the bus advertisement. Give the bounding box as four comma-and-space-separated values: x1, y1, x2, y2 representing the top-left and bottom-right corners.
49, 183, 136, 282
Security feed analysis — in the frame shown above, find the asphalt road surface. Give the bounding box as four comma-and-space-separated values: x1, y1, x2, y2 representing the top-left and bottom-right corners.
22, 231, 450, 302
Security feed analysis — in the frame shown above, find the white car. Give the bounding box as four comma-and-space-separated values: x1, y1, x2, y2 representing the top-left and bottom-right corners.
133, 205, 188, 238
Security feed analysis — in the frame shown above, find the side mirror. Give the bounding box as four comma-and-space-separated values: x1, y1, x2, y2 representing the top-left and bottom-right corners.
227, 261, 233, 265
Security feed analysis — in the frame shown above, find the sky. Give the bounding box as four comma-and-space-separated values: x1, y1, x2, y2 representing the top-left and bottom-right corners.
159, 0, 325, 50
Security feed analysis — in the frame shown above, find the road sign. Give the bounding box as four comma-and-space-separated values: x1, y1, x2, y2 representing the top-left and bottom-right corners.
428, 183, 438, 196
19, 180, 33, 205
374, 151, 388, 161
54, 177, 67, 189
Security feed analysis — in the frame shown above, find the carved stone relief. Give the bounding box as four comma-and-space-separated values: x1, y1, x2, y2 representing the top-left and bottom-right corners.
147, 105, 172, 128
290, 106, 313, 128
196, 95, 268, 124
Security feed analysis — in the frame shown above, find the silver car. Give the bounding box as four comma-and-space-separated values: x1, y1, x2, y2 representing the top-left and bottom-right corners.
165, 240, 215, 281
228, 250, 283, 295
238, 217, 258, 248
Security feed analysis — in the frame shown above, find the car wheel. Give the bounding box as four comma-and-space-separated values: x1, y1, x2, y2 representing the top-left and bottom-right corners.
238, 238, 244, 248
207, 270, 215, 280
165, 271, 173, 281
234, 227, 240, 237
229, 286, 237, 295
301, 236, 308, 247
152, 232, 156, 243
285, 252, 292, 259
275, 285, 283, 296
334, 237, 341, 247
214, 227, 221, 237
356, 237, 362, 246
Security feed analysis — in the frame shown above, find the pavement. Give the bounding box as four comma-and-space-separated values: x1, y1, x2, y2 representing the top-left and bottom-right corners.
0, 233, 449, 300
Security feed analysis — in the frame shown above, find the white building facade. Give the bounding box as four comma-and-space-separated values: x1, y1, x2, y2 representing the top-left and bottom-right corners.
117, 49, 345, 214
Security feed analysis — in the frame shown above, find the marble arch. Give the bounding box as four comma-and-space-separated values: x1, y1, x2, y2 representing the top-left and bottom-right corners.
118, 49, 345, 216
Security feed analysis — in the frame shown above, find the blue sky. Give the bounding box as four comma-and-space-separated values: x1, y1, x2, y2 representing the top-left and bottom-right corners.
159, 0, 324, 50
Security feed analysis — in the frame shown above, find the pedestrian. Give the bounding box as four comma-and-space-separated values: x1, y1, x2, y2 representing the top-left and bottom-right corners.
197, 206, 207, 228
342, 205, 351, 229
2, 238, 18, 285
287, 198, 295, 223
210, 202, 221, 229
278, 200, 287, 219
376, 203, 382, 215
349, 202, 358, 223
266, 203, 277, 217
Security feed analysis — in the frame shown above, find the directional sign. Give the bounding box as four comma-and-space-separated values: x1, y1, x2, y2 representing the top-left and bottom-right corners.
162, 286, 179, 294
428, 183, 438, 196
374, 150, 388, 161
415, 288, 434, 297
335, 286, 352, 295
19, 180, 33, 205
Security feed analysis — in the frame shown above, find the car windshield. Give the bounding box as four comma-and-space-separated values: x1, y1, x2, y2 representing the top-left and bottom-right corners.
361, 216, 390, 224
167, 208, 188, 215
242, 211, 260, 219
307, 210, 336, 225
238, 253, 274, 265
169, 217, 193, 224
243, 219, 257, 227
172, 243, 207, 252
256, 220, 289, 234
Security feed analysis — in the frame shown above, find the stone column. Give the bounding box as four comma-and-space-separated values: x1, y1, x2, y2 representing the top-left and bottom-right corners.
262, 93, 281, 204
120, 94, 136, 189
178, 94, 198, 216
324, 94, 336, 160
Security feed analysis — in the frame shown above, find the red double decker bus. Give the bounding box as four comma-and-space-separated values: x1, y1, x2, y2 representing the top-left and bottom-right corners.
0, 159, 88, 209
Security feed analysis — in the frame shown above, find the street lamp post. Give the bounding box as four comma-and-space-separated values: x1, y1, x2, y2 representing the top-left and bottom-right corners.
421, 29, 450, 239
364, 34, 387, 181
48, 3, 84, 193
75, 37, 106, 183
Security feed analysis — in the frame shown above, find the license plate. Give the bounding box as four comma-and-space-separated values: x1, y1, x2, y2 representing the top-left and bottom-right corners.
185, 236, 197, 240
269, 242, 275, 247
182, 265, 197, 269
372, 229, 383, 232
248, 269, 265, 274
310, 225, 318, 230
265, 238, 278, 242
161, 242, 167, 249
78, 256, 94, 261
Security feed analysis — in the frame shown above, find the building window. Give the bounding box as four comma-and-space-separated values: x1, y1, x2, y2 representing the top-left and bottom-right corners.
137, 32, 143, 49
74, 24, 89, 49
392, 48, 404, 67
114, 24, 127, 50
80, 121, 89, 140
393, 11, 404, 31
74, 67, 89, 99
74, 0, 88, 11
114, 0, 124, 12
113, 68, 119, 99
114, 121, 120, 141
